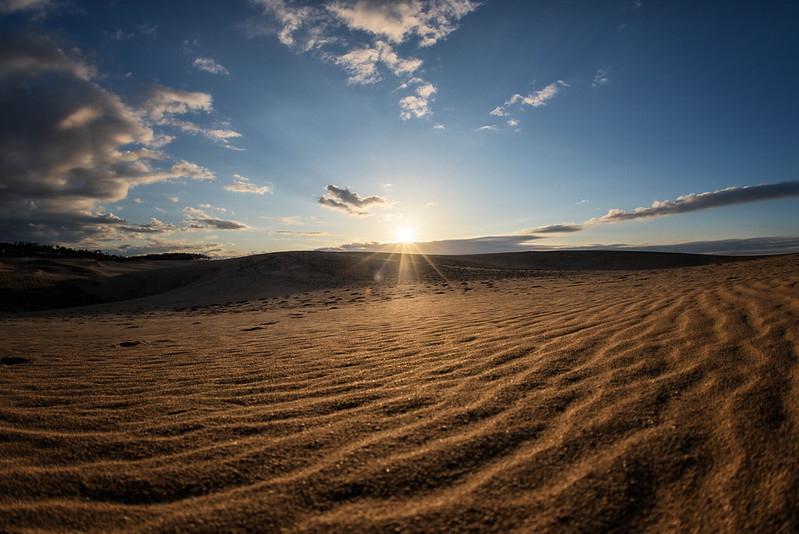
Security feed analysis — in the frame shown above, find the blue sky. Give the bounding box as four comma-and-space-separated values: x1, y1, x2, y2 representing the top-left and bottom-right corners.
1, 0, 797, 256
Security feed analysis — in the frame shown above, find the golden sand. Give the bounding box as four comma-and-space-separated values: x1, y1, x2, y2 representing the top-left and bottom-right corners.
1, 252, 797, 532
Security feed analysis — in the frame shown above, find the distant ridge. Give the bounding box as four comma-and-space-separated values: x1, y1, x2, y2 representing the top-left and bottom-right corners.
0, 250, 767, 313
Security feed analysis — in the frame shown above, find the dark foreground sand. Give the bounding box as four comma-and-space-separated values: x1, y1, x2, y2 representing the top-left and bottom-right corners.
1, 251, 798, 532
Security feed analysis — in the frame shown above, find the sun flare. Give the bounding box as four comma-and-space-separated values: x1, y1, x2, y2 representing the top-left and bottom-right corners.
396, 226, 415, 244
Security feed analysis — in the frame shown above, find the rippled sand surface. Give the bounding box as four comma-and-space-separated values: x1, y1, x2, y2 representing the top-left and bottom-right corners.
1, 252, 798, 532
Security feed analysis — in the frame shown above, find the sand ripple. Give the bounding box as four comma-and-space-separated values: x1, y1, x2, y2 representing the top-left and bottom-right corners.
1, 254, 798, 532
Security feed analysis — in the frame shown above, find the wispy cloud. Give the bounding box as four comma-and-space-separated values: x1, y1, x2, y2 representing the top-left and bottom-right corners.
192, 56, 230, 75
275, 230, 330, 236
520, 224, 583, 234
251, 0, 478, 120
318, 184, 391, 216
592, 67, 610, 87
260, 215, 318, 225
490, 80, 568, 120
225, 174, 273, 194
589, 181, 799, 224
0, 0, 50, 14
184, 207, 251, 230
140, 83, 241, 148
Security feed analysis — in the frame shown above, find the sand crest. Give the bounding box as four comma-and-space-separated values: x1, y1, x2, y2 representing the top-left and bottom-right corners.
1, 252, 798, 532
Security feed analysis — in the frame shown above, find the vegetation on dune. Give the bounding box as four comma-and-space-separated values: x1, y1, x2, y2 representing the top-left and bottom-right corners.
0, 242, 208, 261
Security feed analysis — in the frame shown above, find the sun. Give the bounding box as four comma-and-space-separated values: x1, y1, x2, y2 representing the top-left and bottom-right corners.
396, 226, 415, 243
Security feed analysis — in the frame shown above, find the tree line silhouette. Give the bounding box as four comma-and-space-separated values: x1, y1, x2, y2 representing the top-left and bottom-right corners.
0, 242, 208, 261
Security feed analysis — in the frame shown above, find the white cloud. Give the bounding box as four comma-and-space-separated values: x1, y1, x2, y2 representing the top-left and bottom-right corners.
335, 46, 381, 84
192, 56, 230, 75
139, 83, 241, 148
253, 0, 479, 120
399, 81, 436, 120
327, 0, 479, 47
225, 174, 273, 195
140, 84, 212, 120
478, 125, 497, 131
491, 80, 568, 121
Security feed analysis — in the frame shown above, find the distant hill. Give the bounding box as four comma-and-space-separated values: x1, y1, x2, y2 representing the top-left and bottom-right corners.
0, 242, 208, 261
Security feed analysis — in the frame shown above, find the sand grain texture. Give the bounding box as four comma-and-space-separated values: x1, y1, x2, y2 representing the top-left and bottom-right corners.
1, 252, 798, 532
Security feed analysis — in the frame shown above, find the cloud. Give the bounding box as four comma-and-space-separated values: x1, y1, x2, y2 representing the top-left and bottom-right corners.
139, 83, 241, 147
590, 181, 799, 224
520, 224, 583, 234
593, 67, 610, 87
192, 56, 230, 75
183, 207, 251, 230
334, 40, 423, 85
113, 237, 234, 258
275, 230, 330, 236
322, 180, 799, 255
490, 80, 568, 119
119, 217, 176, 235
318, 184, 391, 216
140, 84, 212, 120
327, 0, 478, 47
260, 215, 318, 225
0, 33, 230, 245
335, 46, 381, 84
225, 174, 273, 194
400, 87, 436, 120
0, 0, 49, 14
252, 0, 478, 120
478, 125, 497, 131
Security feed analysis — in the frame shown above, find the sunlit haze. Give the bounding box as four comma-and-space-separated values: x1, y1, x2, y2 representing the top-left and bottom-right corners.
1, 1, 797, 256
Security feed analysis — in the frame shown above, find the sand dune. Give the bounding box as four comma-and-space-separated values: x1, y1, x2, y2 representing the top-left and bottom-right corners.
1, 252, 798, 532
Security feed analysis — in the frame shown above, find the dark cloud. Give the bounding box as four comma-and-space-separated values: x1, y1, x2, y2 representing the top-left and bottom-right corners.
184, 207, 250, 230
520, 224, 583, 234
119, 218, 176, 235
539, 237, 799, 256
0, 33, 221, 245
592, 181, 799, 224
318, 185, 391, 216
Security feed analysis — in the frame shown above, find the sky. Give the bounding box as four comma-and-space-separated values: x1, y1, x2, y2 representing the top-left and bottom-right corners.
1, 0, 798, 257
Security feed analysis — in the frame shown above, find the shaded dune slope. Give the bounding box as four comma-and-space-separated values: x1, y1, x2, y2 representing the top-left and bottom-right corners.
2, 251, 753, 312
0, 254, 797, 531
